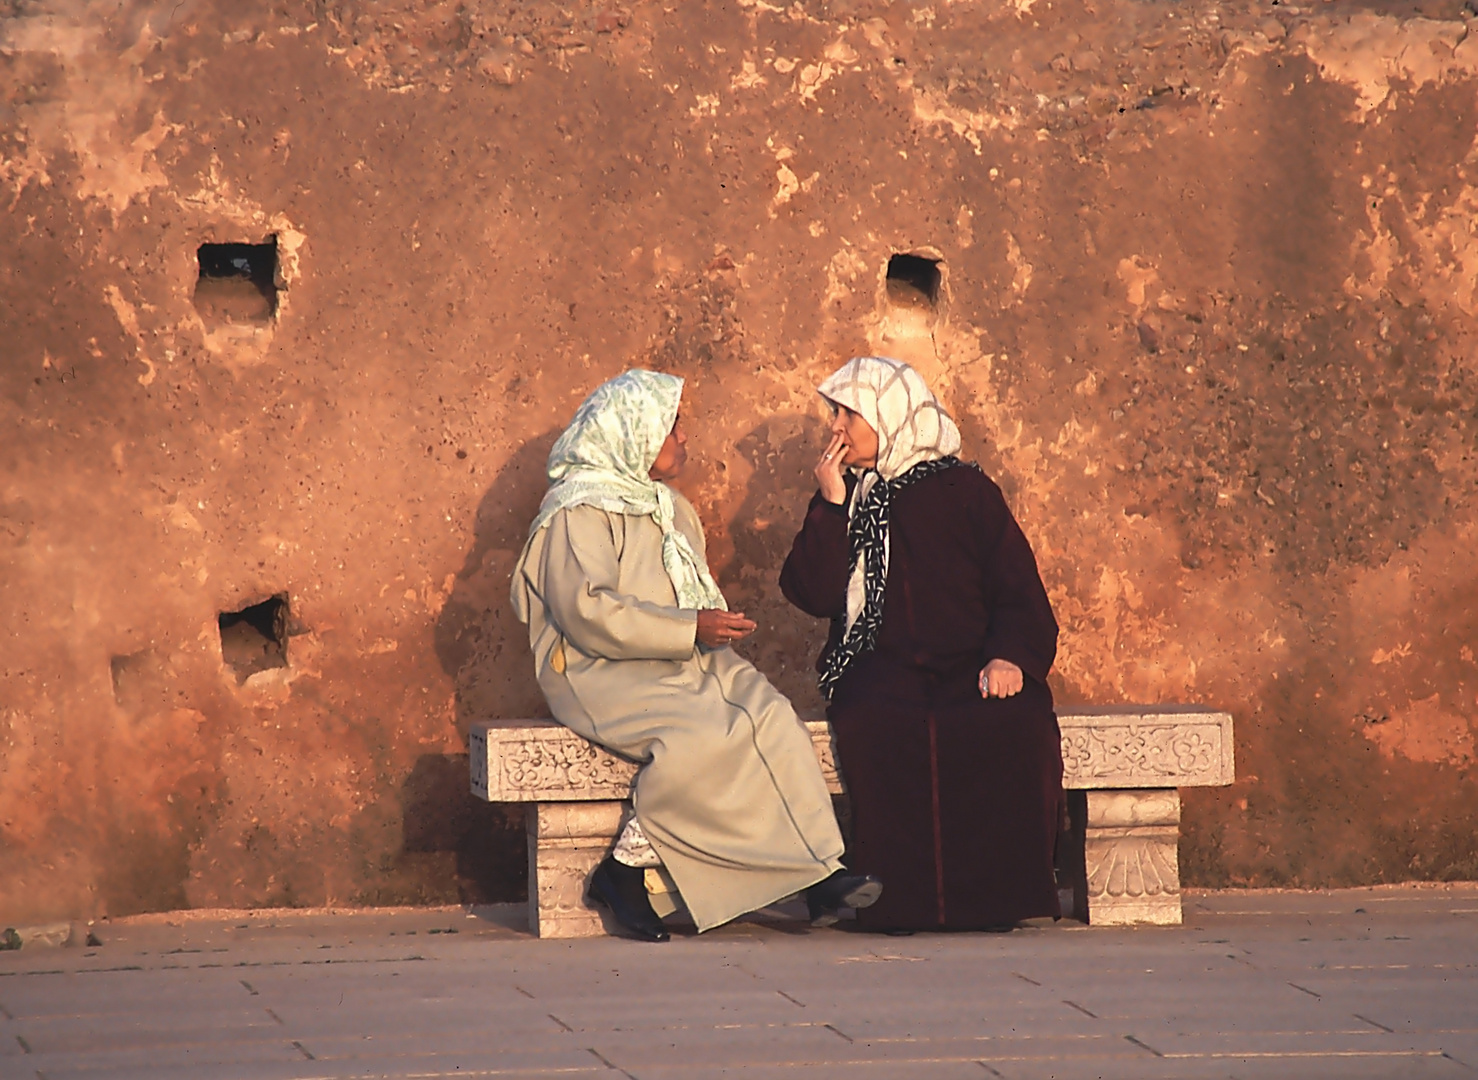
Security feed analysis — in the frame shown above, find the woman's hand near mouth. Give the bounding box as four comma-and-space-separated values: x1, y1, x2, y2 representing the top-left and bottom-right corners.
816, 432, 848, 504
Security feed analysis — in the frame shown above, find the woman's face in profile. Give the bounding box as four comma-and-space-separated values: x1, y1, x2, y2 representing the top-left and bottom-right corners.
830, 404, 880, 469
648, 414, 688, 481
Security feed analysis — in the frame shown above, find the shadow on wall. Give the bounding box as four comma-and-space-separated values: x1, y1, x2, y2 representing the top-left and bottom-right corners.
419, 430, 563, 903
722, 414, 838, 706
729, 415, 819, 578
399, 754, 526, 902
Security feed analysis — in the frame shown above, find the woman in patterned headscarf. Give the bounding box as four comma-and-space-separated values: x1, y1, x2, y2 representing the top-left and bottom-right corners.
781, 357, 1063, 932
512, 369, 880, 941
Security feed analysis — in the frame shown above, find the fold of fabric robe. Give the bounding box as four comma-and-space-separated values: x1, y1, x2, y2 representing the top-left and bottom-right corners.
512, 495, 845, 932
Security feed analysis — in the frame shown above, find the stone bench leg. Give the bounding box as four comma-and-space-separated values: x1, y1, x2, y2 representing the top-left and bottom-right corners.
527, 801, 624, 939
1084, 789, 1182, 926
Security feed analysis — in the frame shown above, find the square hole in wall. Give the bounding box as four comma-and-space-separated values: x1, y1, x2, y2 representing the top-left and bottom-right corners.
108, 649, 184, 718
886, 253, 941, 310
219, 593, 289, 683
195, 238, 278, 324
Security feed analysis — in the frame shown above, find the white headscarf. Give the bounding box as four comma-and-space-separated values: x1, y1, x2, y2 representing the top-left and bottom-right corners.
817, 355, 962, 489
816, 357, 964, 659
526, 369, 726, 611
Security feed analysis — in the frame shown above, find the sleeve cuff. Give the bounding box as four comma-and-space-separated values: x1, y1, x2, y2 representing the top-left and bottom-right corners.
676, 608, 699, 654
641, 606, 699, 661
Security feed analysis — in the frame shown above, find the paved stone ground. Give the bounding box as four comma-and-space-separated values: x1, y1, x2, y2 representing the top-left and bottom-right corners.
1, 884, 1475, 1080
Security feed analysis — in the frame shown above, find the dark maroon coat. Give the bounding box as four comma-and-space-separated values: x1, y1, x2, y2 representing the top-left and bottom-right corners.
780, 464, 1064, 930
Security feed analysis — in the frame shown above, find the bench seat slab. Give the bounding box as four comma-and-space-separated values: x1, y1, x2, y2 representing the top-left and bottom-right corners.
471, 707, 1232, 802
1059, 708, 1234, 789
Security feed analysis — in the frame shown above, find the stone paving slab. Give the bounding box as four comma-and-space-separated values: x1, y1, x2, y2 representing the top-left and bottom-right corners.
13, 1024, 287, 1056
0, 884, 1474, 1079
260, 1009, 568, 1040
11, 1005, 277, 1034
5, 1041, 315, 1074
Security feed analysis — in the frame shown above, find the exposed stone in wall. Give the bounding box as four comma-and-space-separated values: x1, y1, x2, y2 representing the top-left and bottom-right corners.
2, 0, 1476, 922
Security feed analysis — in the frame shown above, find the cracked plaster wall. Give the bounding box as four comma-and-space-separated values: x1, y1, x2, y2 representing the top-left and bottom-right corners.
2, 0, 1477, 921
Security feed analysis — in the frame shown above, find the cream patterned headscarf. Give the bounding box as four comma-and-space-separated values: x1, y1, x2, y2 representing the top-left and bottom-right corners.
527, 369, 727, 611
817, 356, 962, 488
815, 357, 968, 698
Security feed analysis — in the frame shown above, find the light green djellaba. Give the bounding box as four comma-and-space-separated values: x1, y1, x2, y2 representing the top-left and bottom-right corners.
511, 370, 845, 932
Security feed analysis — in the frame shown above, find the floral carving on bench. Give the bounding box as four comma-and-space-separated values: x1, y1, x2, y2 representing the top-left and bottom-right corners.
498, 738, 639, 801
1056, 708, 1233, 788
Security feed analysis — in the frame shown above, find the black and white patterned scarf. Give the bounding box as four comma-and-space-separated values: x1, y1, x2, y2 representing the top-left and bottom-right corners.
818, 455, 972, 699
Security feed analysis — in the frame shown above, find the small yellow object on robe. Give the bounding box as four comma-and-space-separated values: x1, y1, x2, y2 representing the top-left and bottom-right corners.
511, 496, 845, 932
645, 867, 683, 919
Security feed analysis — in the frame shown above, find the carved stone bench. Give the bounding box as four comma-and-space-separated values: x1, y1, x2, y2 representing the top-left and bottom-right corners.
469, 705, 1233, 937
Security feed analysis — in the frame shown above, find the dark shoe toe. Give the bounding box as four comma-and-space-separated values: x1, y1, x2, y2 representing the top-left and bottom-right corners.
588, 859, 671, 943
806, 871, 883, 927
625, 920, 671, 943
838, 877, 883, 911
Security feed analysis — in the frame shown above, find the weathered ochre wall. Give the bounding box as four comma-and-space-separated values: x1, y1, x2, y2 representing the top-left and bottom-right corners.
3, 0, 1477, 923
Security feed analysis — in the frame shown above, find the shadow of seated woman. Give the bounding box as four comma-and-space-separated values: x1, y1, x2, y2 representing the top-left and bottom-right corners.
426, 430, 563, 905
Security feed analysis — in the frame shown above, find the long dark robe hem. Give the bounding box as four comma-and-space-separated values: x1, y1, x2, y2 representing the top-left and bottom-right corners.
781, 466, 1065, 931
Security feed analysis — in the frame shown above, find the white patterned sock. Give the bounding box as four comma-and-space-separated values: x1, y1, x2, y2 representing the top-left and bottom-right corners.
611, 815, 663, 869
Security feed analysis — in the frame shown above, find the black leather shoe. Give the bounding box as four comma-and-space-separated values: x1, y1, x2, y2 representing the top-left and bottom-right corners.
587, 857, 670, 942
806, 870, 883, 928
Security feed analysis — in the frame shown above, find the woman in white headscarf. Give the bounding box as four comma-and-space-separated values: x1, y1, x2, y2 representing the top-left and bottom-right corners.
781, 357, 1063, 932
512, 369, 879, 941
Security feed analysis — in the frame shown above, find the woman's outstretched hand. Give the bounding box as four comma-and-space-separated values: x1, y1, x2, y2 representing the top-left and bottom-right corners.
979, 658, 1024, 698
697, 609, 757, 648
816, 432, 848, 505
